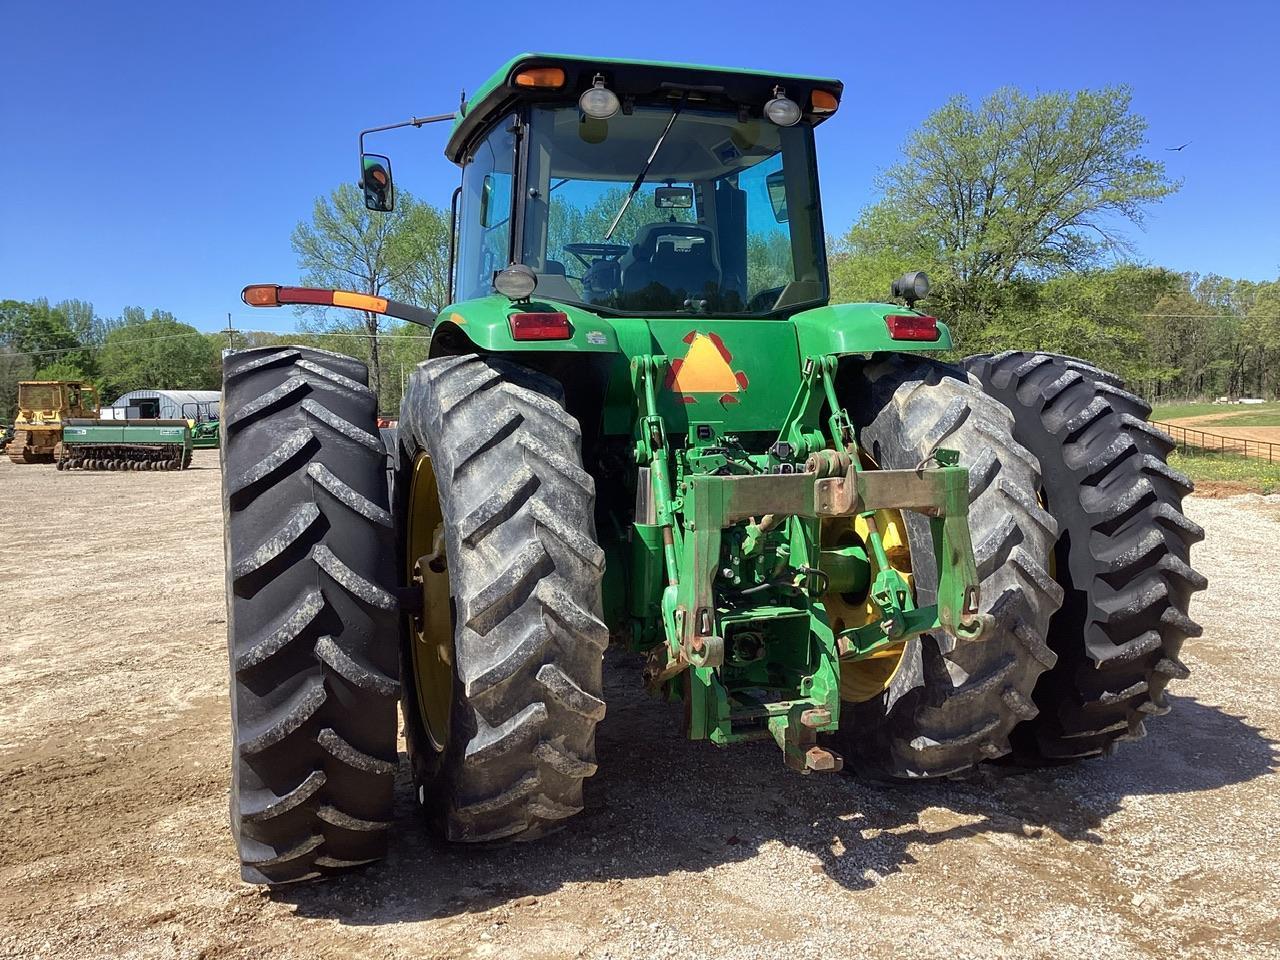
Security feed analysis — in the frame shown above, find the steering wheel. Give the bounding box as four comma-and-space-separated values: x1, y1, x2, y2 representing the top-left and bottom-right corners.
563, 242, 629, 269
748, 285, 785, 313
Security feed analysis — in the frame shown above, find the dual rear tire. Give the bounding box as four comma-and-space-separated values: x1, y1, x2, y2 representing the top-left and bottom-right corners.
221, 349, 605, 881
962, 352, 1206, 761
219, 346, 1203, 883
395, 355, 607, 842
221, 346, 400, 884
826, 356, 1063, 777
826, 352, 1204, 774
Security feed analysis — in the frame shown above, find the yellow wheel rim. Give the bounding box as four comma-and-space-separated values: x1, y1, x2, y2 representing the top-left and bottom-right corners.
823, 505, 914, 704
406, 452, 454, 752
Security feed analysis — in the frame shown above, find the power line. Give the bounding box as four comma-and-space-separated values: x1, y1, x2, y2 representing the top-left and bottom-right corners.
1137, 313, 1264, 320
1, 327, 434, 361
0, 330, 210, 360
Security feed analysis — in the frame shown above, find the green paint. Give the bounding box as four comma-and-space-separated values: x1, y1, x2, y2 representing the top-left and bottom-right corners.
59, 419, 193, 469
190, 420, 220, 449
623, 351, 987, 769
447, 53, 843, 160
62, 420, 190, 446
402, 55, 984, 771
792, 302, 953, 354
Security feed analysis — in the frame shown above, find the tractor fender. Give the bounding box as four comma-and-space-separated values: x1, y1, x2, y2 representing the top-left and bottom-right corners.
428, 295, 623, 356
790, 301, 953, 356
426, 295, 622, 455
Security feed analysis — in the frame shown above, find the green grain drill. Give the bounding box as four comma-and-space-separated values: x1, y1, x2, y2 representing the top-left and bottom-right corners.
59, 419, 192, 470
219, 55, 1205, 884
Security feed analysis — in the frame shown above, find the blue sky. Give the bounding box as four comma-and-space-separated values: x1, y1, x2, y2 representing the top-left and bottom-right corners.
1, 0, 1277, 333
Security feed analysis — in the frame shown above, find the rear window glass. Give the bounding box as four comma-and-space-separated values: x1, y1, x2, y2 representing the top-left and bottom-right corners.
18, 384, 58, 409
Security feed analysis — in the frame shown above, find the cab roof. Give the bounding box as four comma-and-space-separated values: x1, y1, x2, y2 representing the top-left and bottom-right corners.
445, 53, 843, 163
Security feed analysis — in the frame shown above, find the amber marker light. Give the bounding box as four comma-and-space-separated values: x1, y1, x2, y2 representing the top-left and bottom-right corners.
333, 290, 389, 313
513, 67, 566, 88
811, 90, 839, 115
241, 284, 281, 307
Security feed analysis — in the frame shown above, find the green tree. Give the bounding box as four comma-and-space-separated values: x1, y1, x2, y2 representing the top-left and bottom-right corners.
379, 322, 433, 412
0, 347, 32, 421
0, 298, 94, 374
97, 313, 220, 399
972, 265, 1180, 383
836, 85, 1178, 333
386, 199, 453, 313
34, 358, 91, 382
0, 299, 97, 417
55, 298, 114, 354
1250, 282, 1280, 398
292, 185, 450, 404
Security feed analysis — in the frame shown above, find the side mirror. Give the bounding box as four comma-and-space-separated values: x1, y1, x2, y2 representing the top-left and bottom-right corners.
765, 169, 788, 223
361, 153, 394, 212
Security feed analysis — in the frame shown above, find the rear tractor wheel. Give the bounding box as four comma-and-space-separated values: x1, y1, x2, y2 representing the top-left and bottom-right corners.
221, 346, 400, 884
963, 352, 1206, 761
396, 355, 607, 842
823, 355, 1064, 778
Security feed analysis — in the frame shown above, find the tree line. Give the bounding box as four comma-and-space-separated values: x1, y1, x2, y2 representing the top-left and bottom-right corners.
827, 85, 1279, 400
4, 84, 1275, 422
0, 300, 224, 420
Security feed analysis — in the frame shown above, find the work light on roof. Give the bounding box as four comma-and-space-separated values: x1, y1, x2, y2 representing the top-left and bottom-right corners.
764, 86, 802, 126
579, 74, 620, 120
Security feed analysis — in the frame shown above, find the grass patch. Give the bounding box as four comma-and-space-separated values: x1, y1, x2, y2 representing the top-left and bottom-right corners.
1152, 402, 1228, 421
1201, 405, 1280, 427
1152, 401, 1280, 426
1170, 449, 1280, 495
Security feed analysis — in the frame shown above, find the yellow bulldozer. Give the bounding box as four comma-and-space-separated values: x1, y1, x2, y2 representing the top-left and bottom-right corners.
7, 380, 99, 464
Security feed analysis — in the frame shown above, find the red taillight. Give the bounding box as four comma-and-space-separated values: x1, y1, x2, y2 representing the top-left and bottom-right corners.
884, 314, 939, 341
509, 311, 571, 341
278, 286, 333, 306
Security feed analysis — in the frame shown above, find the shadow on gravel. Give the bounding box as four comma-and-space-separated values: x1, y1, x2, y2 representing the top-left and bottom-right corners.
275, 653, 1277, 924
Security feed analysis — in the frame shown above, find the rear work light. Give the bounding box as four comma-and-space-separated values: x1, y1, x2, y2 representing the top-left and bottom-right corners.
509, 311, 571, 341
884, 314, 940, 341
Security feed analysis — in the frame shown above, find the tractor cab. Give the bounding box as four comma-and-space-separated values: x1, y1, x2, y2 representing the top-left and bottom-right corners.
369, 56, 842, 318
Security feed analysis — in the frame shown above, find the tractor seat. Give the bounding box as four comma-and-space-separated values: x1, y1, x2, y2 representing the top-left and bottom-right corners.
530, 258, 581, 303
621, 223, 720, 306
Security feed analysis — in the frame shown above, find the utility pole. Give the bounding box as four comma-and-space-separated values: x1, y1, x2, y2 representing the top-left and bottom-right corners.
226, 312, 237, 350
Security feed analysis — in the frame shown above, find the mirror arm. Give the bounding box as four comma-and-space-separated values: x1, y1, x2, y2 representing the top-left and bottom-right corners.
357, 112, 457, 176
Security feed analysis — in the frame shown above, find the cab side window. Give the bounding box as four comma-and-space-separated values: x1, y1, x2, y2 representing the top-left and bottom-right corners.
455, 116, 516, 302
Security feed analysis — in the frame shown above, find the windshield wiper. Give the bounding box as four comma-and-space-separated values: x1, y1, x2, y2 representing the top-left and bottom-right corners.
604, 100, 685, 241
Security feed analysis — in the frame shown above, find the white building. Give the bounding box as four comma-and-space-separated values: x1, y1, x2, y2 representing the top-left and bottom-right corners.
100, 389, 221, 421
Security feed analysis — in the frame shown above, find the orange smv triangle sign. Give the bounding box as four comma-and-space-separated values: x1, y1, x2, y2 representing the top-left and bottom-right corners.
670, 333, 741, 394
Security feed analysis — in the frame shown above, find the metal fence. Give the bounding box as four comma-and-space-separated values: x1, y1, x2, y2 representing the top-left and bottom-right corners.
1153, 421, 1279, 464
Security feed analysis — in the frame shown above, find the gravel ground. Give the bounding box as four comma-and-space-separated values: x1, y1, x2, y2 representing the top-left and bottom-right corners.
0, 451, 1276, 960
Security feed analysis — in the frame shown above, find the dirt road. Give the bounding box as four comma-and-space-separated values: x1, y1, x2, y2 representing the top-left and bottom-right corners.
1163, 411, 1280, 446
1, 452, 1276, 960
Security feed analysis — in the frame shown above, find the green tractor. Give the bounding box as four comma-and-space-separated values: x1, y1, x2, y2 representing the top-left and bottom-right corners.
223, 55, 1204, 884
182, 400, 221, 449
